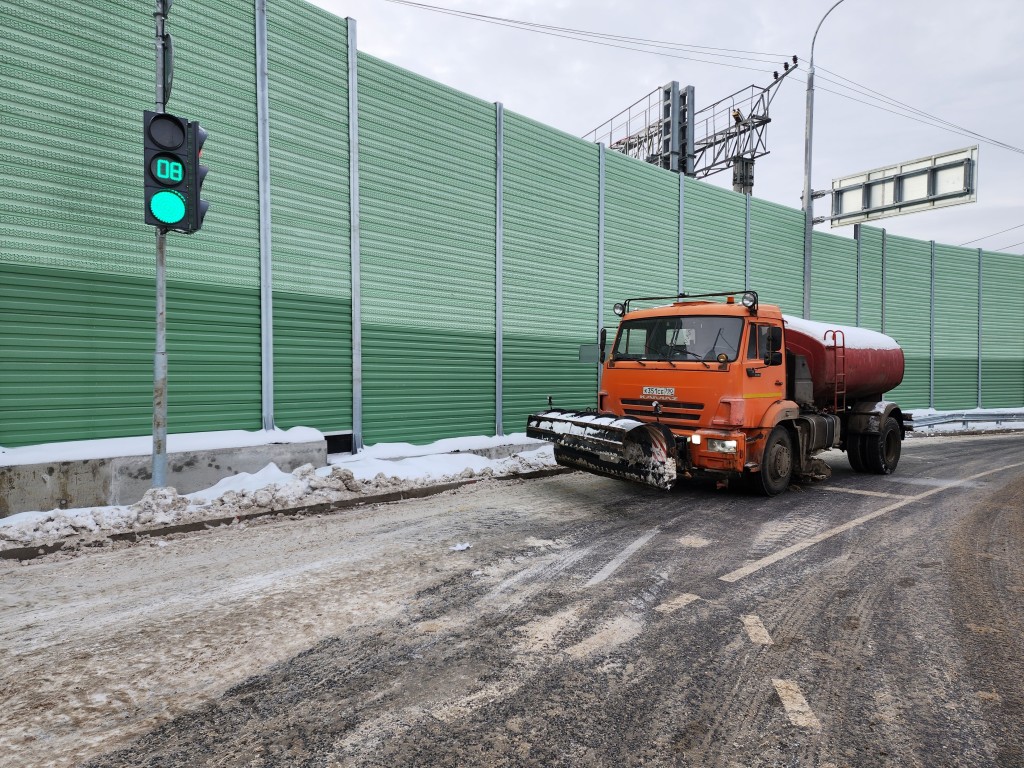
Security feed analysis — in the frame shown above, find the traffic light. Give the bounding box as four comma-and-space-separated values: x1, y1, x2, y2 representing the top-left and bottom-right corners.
144, 110, 189, 229
186, 120, 209, 233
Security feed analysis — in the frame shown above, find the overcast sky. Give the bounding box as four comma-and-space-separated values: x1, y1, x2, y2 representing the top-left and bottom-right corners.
312, 0, 1024, 253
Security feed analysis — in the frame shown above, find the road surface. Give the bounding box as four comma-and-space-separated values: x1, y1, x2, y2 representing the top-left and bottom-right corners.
2, 432, 1022, 767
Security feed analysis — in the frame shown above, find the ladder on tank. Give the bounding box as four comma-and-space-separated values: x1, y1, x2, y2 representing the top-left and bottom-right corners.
825, 330, 847, 413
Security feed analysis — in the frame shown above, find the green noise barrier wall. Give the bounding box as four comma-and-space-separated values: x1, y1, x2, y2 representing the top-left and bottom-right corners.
1, 0, 1021, 450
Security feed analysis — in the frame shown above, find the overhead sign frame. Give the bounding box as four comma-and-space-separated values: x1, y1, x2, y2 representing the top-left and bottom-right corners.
830, 146, 978, 227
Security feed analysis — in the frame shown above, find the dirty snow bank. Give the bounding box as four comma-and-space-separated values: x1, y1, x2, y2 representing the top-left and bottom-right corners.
0, 427, 323, 466
0, 443, 556, 552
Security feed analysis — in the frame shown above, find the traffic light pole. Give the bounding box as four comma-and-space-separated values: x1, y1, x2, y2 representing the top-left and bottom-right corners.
152, 0, 170, 488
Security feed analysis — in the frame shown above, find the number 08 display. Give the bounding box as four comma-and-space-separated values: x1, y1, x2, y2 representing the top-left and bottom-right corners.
151, 155, 184, 184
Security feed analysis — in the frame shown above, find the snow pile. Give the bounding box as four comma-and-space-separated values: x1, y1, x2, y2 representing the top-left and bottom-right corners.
0, 442, 556, 552
0, 426, 323, 466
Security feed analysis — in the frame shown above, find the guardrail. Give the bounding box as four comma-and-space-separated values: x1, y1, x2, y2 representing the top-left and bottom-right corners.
912, 411, 1024, 428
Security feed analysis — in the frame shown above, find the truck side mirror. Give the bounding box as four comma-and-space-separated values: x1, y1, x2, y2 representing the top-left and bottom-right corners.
600, 327, 607, 363
768, 326, 783, 352
765, 351, 783, 366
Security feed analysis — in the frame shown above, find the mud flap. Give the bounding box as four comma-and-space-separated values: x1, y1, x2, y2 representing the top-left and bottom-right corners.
526, 410, 679, 490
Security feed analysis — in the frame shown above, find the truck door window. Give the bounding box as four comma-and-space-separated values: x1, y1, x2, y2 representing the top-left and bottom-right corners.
747, 324, 770, 360
617, 327, 648, 358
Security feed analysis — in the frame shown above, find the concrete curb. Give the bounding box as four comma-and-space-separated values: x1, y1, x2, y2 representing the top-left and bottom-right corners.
0, 466, 570, 563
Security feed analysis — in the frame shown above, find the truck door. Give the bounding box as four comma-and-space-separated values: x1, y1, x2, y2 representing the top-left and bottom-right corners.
743, 322, 785, 401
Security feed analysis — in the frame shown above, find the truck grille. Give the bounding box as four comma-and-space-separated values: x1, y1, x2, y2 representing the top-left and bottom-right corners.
620, 398, 703, 425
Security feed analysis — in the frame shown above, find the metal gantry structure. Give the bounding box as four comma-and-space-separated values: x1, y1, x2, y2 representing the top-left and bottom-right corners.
584, 60, 798, 194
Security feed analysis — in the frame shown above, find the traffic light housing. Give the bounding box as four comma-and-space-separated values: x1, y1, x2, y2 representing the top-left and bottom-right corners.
143, 111, 209, 233
186, 120, 209, 233
144, 110, 189, 229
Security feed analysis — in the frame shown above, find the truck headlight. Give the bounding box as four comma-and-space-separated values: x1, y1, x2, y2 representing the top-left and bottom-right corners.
707, 438, 738, 453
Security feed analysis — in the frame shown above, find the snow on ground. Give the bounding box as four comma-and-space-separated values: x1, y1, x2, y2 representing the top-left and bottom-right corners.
908, 407, 1024, 435
0, 439, 555, 552
0, 426, 322, 466
1, 413, 1021, 553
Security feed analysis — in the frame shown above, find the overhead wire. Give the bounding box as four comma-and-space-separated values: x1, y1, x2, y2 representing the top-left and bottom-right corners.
815, 66, 1024, 155
381, 0, 791, 61
379, 0, 1024, 157
959, 222, 1024, 246
992, 239, 1024, 252
379, 0, 794, 73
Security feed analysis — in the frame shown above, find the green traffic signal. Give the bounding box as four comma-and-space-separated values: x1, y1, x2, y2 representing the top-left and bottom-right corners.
143, 111, 208, 233
149, 189, 186, 224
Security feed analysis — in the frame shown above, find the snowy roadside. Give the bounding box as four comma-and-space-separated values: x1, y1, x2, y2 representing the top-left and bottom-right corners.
1, 409, 1021, 555
0, 435, 556, 554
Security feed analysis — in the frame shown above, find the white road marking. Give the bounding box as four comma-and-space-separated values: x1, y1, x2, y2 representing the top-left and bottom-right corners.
741, 614, 773, 645
586, 528, 660, 586
819, 487, 914, 499
720, 460, 1024, 584
772, 678, 821, 729
654, 593, 702, 613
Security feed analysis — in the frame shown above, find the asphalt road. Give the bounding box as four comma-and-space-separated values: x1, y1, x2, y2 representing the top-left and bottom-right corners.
5, 433, 1023, 768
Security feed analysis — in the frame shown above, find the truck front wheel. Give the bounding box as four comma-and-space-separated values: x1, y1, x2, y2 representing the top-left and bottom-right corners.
862, 416, 902, 474
750, 426, 793, 496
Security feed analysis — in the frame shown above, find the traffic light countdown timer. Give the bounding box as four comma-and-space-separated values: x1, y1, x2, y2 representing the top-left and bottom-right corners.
143, 110, 208, 233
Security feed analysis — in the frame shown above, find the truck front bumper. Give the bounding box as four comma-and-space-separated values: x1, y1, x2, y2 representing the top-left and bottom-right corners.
687, 430, 748, 474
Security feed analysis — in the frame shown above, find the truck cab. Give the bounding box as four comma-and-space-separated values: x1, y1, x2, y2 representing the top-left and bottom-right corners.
602, 294, 795, 493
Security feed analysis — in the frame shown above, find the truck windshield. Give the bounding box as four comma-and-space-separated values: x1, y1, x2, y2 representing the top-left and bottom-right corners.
613, 315, 744, 362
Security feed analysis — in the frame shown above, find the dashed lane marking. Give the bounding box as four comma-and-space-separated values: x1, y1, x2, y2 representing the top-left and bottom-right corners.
654, 593, 702, 613
818, 487, 914, 499
741, 614, 773, 645
719, 460, 1024, 584
772, 678, 821, 729
586, 528, 660, 587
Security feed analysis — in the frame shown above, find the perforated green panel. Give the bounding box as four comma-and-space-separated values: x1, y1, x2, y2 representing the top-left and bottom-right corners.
981, 251, 1024, 408
748, 197, 803, 314
682, 177, 745, 293
268, 3, 351, 432
884, 235, 931, 408
1, 0, 262, 446
502, 112, 599, 429
856, 226, 884, 331
358, 53, 496, 444
810, 231, 857, 326
602, 151, 678, 325
933, 245, 979, 409
0, 264, 261, 446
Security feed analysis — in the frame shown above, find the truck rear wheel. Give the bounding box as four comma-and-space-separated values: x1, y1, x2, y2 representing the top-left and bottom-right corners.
751, 426, 793, 496
862, 416, 902, 474
846, 434, 866, 472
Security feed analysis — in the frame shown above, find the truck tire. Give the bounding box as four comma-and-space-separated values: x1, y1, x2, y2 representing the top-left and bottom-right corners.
846, 434, 866, 472
862, 416, 901, 474
752, 426, 793, 496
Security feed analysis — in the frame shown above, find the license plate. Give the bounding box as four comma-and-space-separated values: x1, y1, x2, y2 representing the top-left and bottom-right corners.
642, 386, 675, 397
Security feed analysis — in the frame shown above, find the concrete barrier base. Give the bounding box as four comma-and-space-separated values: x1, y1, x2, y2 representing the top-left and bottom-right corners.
0, 440, 327, 517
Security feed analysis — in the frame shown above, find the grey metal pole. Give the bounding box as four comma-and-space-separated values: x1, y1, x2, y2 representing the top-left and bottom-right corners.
678, 173, 685, 293
597, 144, 605, 395
881, 229, 887, 334
495, 102, 504, 436
929, 240, 935, 408
153, 231, 167, 488
256, 0, 275, 432
854, 223, 862, 326
347, 19, 363, 452
744, 193, 751, 289
152, 0, 169, 488
802, 0, 849, 319
977, 248, 983, 408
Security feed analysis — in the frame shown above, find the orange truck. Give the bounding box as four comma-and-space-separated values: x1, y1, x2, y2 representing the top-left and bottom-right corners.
526, 290, 911, 495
